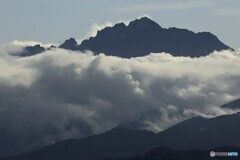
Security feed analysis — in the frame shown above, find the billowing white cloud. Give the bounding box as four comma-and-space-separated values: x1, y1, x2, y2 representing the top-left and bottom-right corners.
86, 19, 131, 38
0, 40, 53, 56
0, 43, 240, 155
86, 21, 114, 38
4, 40, 52, 48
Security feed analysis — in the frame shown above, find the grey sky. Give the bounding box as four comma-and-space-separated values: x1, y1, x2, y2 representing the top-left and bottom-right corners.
0, 0, 239, 48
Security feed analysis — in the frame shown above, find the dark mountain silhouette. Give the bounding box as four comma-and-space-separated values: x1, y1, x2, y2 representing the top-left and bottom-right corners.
155, 113, 240, 149
117, 121, 148, 130
221, 98, 240, 109
2, 113, 240, 160
105, 146, 240, 160
47, 45, 56, 50
12, 17, 231, 58
0, 129, 20, 157
0, 128, 157, 160
59, 17, 231, 58
17, 45, 46, 57
12, 44, 57, 57
59, 38, 79, 50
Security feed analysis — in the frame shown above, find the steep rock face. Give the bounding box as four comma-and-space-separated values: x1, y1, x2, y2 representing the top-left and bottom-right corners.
75, 17, 231, 58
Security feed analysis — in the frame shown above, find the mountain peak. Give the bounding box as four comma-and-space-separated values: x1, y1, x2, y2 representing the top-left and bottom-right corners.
13, 44, 45, 57
128, 17, 161, 31
59, 38, 79, 50
72, 17, 232, 58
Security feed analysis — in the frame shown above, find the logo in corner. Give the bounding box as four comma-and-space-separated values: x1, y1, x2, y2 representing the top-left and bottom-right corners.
210, 151, 216, 157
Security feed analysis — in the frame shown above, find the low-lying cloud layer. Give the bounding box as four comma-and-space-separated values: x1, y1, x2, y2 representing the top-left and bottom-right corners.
0, 42, 240, 154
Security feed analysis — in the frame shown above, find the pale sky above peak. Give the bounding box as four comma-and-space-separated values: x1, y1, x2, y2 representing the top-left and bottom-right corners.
0, 0, 239, 48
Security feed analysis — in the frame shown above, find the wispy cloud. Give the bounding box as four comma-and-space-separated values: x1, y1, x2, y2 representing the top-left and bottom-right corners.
112, 1, 213, 13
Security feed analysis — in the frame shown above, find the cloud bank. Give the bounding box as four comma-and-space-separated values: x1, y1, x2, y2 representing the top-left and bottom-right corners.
0, 42, 240, 154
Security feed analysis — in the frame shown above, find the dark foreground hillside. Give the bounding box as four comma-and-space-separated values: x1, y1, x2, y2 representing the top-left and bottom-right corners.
1, 113, 240, 160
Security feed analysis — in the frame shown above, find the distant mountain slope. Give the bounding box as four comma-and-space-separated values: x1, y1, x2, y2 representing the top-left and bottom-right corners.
17, 45, 45, 57
59, 17, 231, 58
155, 113, 240, 149
2, 113, 240, 160
221, 98, 240, 109
1, 128, 157, 160
105, 146, 240, 160
11, 45, 56, 57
